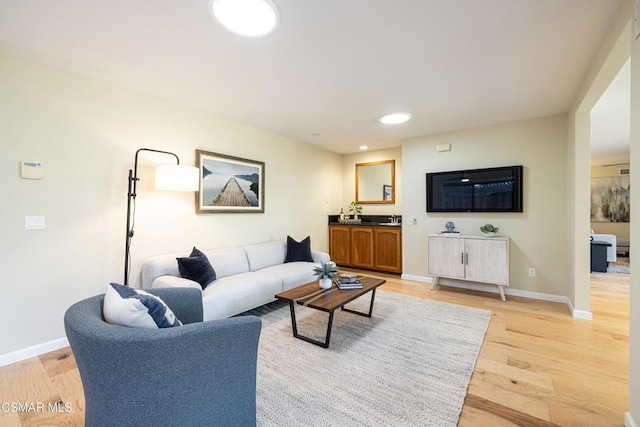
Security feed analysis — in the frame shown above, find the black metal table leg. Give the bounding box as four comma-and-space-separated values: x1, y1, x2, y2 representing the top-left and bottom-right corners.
341, 288, 377, 317
288, 302, 298, 337
285, 287, 379, 348
287, 302, 335, 348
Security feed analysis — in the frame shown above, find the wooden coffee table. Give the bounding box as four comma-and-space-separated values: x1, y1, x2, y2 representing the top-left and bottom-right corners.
274, 276, 386, 348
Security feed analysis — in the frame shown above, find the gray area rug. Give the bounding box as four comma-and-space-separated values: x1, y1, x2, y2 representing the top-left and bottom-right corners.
247, 290, 491, 426
608, 257, 630, 274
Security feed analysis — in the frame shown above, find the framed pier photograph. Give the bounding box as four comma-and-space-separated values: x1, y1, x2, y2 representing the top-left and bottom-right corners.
196, 150, 265, 213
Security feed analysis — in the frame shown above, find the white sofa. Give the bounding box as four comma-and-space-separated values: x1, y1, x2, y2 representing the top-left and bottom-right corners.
591, 231, 617, 263
141, 241, 330, 321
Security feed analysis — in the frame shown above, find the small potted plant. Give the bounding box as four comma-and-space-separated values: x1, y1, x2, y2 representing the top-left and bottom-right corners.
313, 261, 339, 289
480, 224, 499, 237
349, 201, 363, 219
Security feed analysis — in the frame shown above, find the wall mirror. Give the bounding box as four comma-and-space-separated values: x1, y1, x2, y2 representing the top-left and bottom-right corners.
356, 160, 395, 204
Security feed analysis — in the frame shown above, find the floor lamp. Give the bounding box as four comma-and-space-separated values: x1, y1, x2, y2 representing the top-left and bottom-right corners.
124, 148, 199, 286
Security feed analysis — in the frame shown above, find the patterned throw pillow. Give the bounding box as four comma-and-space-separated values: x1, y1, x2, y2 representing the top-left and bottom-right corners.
103, 283, 182, 329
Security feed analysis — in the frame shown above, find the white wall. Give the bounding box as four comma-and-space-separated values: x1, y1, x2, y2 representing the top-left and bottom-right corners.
0, 51, 343, 357
567, 1, 636, 423
401, 115, 569, 297
629, 6, 639, 424
568, 1, 634, 315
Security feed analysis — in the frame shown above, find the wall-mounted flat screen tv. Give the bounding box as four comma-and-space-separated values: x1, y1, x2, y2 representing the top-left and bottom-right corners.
426, 165, 523, 212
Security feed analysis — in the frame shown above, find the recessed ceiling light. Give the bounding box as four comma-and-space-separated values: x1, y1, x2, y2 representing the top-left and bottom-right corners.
379, 112, 412, 125
209, 0, 280, 37
360, 145, 369, 150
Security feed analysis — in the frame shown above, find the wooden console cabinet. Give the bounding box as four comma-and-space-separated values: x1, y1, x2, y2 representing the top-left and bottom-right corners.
427, 234, 509, 301
329, 225, 402, 273
328, 225, 351, 266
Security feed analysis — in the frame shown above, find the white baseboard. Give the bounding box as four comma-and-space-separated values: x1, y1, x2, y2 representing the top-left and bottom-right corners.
400, 274, 592, 319
567, 297, 593, 320
0, 337, 69, 368
401, 273, 432, 284
626, 411, 638, 427
572, 310, 593, 320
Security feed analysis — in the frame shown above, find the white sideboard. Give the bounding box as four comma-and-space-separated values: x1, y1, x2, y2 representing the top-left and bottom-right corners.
427, 234, 509, 301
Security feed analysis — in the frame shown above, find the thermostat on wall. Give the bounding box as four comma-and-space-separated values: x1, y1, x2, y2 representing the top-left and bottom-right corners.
20, 161, 44, 179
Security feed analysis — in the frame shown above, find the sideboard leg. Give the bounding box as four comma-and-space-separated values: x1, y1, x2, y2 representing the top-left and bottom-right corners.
430, 276, 439, 290
497, 285, 506, 301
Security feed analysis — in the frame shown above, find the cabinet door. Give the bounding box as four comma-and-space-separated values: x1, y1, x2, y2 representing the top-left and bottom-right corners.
428, 236, 465, 278
464, 239, 509, 285
374, 228, 402, 272
351, 227, 375, 269
329, 226, 351, 265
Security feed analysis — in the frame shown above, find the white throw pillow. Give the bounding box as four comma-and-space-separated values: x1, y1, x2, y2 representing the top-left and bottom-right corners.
103, 283, 182, 329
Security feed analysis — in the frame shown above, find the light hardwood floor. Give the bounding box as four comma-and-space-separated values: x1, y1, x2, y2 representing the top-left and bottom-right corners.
0, 271, 629, 426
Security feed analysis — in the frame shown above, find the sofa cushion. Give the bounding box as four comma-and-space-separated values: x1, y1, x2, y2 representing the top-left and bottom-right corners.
203, 247, 250, 278
243, 241, 287, 272
284, 235, 314, 263
103, 283, 182, 329
177, 247, 217, 289
201, 272, 282, 320
258, 262, 320, 291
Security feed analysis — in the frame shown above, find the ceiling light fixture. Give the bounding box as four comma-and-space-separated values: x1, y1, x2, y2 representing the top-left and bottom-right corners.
379, 112, 412, 125
360, 145, 369, 150
209, 0, 280, 37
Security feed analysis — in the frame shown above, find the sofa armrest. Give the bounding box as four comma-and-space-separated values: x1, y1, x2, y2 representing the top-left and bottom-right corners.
151, 275, 202, 290
312, 250, 330, 263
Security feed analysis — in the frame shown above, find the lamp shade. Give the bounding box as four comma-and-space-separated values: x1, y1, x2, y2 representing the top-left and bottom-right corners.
155, 164, 199, 191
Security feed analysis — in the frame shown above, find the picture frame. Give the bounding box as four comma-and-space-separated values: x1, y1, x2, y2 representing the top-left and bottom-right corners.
590, 176, 630, 222
383, 184, 392, 201
196, 150, 265, 213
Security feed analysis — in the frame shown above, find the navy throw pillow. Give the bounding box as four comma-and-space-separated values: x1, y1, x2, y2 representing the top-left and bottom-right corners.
285, 236, 314, 263
177, 247, 217, 290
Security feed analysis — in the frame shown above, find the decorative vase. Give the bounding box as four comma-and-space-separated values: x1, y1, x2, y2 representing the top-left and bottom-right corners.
482, 232, 497, 237
319, 278, 332, 289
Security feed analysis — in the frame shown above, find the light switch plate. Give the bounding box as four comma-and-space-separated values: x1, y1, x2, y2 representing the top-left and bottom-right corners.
25, 216, 45, 230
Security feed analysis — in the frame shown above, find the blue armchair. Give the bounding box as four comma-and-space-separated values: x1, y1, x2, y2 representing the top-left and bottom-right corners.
64, 287, 262, 427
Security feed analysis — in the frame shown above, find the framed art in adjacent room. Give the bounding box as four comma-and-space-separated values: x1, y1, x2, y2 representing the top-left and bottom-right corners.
383, 184, 392, 201
590, 175, 630, 222
196, 149, 265, 213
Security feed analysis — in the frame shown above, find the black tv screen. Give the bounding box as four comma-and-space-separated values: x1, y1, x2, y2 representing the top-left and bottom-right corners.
426, 165, 523, 212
